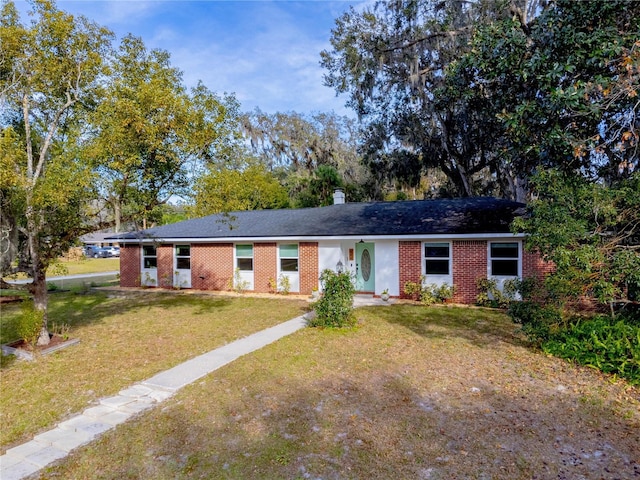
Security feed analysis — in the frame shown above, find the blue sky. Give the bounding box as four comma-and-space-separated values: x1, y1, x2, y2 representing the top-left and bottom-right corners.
17, 0, 368, 116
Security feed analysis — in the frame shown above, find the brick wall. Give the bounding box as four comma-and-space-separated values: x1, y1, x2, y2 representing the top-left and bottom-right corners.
523, 248, 554, 280
191, 243, 234, 291
254, 243, 277, 293
398, 241, 422, 299
120, 244, 140, 287
299, 242, 319, 295
452, 240, 487, 304
157, 244, 173, 288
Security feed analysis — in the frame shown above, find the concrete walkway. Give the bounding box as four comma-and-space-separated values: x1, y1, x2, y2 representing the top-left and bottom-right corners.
0, 315, 309, 480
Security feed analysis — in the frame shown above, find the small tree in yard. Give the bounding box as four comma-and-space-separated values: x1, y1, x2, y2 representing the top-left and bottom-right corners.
1, 0, 112, 345
310, 269, 356, 328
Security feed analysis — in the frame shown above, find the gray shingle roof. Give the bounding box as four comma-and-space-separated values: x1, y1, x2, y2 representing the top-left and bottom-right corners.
111, 197, 525, 241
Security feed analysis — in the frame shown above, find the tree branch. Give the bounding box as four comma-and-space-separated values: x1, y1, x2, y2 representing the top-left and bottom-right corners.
379, 27, 471, 55
34, 92, 75, 181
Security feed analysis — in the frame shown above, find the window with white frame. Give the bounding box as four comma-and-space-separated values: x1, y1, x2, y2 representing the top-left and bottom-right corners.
490, 242, 519, 276
175, 245, 190, 270
142, 245, 157, 269
424, 242, 450, 276
235, 244, 253, 271
279, 244, 299, 272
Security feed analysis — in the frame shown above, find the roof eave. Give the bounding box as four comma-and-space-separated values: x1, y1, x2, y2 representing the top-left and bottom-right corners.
116, 232, 526, 244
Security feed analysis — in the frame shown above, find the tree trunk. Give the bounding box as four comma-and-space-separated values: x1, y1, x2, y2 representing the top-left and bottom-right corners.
32, 266, 50, 346
25, 198, 50, 346
513, 175, 529, 204
27, 247, 50, 346
504, 169, 530, 203
114, 199, 121, 233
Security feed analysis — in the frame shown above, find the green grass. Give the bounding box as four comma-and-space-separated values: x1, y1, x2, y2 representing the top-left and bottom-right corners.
55, 257, 120, 276
0, 291, 307, 450
17, 303, 640, 480
2, 257, 119, 283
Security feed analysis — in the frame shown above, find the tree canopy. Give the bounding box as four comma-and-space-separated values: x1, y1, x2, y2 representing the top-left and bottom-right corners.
189, 163, 290, 217
87, 35, 240, 231
322, 0, 639, 201
241, 110, 372, 205
0, 0, 244, 342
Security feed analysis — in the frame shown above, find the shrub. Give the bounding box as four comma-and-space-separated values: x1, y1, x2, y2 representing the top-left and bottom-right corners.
542, 314, 640, 386
476, 278, 512, 308
267, 275, 292, 295
277, 273, 291, 295
403, 277, 454, 305
268, 277, 278, 294
228, 268, 250, 293
309, 269, 356, 328
18, 301, 44, 347
403, 280, 422, 301
508, 301, 564, 345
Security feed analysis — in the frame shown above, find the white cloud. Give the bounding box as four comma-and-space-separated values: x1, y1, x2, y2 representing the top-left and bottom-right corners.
101, 0, 158, 25
17, 0, 354, 115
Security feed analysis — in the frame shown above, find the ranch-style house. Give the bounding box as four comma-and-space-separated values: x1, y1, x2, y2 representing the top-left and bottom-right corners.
111, 192, 550, 303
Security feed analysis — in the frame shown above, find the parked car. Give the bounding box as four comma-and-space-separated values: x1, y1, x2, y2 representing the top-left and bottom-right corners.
103, 246, 120, 257
84, 246, 112, 258
83, 245, 99, 257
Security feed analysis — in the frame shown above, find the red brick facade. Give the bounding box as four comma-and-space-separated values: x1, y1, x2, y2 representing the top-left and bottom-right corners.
452, 240, 487, 304
523, 248, 554, 281
398, 241, 422, 299
299, 242, 319, 294
122, 241, 319, 295
254, 243, 278, 293
119, 244, 140, 287
157, 244, 173, 288
395, 240, 549, 304
191, 243, 234, 291
121, 238, 548, 303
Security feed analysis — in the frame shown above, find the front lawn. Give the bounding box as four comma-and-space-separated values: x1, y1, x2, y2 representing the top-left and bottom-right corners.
54, 257, 120, 276
0, 291, 307, 451
2, 257, 119, 283
29, 304, 640, 480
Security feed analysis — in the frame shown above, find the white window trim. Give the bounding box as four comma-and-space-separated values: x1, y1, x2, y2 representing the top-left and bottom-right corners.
487, 241, 522, 279
277, 243, 300, 293
234, 243, 254, 290
234, 243, 254, 272
141, 244, 158, 287
422, 241, 453, 286
173, 244, 191, 289
141, 244, 157, 270
174, 245, 191, 270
